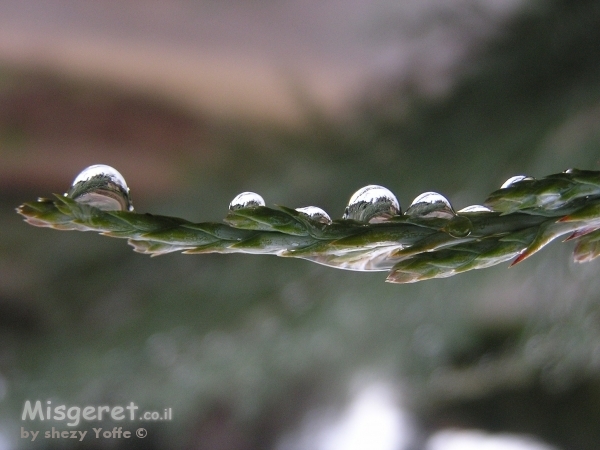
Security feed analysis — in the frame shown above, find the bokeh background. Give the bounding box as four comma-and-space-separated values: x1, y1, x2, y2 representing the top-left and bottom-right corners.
2, 0, 600, 449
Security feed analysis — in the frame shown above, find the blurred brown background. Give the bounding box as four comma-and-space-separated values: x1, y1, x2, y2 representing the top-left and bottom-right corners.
2, 1, 600, 449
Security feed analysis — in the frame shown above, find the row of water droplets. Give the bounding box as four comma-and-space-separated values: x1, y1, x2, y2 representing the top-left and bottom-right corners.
65, 164, 536, 224
229, 186, 472, 224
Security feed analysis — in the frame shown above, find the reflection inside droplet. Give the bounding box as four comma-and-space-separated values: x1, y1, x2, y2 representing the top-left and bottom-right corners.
404, 192, 454, 219
343, 185, 400, 223
296, 206, 332, 224
457, 205, 492, 213
66, 164, 133, 211
229, 192, 266, 210
500, 175, 534, 189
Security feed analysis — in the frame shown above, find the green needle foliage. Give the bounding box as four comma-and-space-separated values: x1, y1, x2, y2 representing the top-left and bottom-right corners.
16, 167, 600, 283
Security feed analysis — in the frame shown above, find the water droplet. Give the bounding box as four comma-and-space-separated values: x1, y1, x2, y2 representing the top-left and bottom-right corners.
342, 185, 400, 223
404, 192, 454, 219
500, 175, 534, 189
66, 164, 133, 211
229, 192, 265, 210
457, 205, 492, 213
295, 206, 332, 225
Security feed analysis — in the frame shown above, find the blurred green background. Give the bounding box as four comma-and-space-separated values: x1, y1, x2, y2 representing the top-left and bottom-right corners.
2, 0, 600, 449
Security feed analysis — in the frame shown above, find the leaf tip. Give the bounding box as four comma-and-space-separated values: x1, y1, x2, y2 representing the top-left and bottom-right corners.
510, 252, 528, 267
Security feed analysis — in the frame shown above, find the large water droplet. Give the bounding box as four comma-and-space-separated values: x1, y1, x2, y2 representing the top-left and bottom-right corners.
229, 192, 265, 210
342, 185, 400, 223
404, 192, 454, 219
295, 206, 332, 225
66, 164, 133, 211
500, 175, 534, 189
457, 205, 492, 213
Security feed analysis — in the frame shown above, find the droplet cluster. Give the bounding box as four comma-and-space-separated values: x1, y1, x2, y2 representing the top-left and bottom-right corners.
67, 165, 523, 223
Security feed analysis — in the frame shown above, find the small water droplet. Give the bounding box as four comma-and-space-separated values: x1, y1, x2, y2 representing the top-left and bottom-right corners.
66, 164, 133, 211
500, 175, 534, 189
295, 206, 332, 225
404, 192, 454, 218
342, 185, 400, 223
457, 205, 492, 213
229, 192, 265, 210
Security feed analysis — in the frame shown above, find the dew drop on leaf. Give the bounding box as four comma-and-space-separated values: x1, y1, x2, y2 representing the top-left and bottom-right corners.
404, 192, 454, 219
500, 175, 534, 189
295, 206, 332, 224
229, 192, 266, 210
66, 164, 133, 211
342, 185, 401, 223
457, 205, 492, 213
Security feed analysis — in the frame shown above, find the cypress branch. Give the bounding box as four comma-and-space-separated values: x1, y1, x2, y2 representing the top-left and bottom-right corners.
16, 166, 600, 283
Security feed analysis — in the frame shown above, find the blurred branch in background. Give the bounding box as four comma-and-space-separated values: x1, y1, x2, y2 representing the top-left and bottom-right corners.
2, 0, 600, 449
